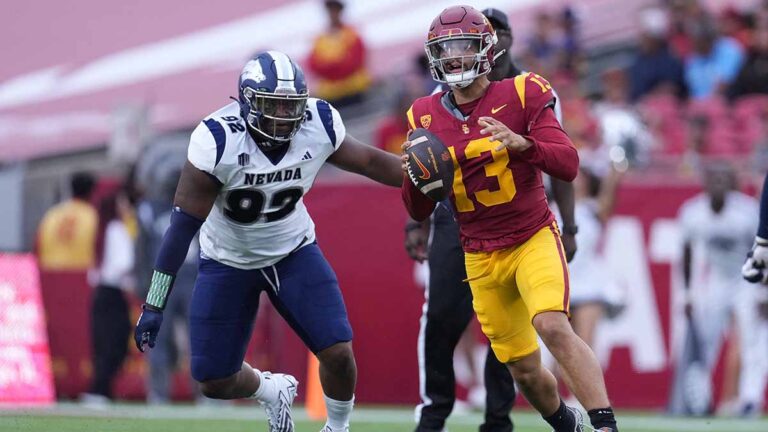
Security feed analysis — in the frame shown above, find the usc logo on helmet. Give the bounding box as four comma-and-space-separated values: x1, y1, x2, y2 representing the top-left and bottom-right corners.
420, 115, 432, 129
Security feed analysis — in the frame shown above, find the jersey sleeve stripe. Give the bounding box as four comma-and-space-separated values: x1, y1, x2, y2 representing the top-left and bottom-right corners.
315, 100, 337, 149
513, 73, 527, 109
406, 106, 416, 130
203, 119, 226, 167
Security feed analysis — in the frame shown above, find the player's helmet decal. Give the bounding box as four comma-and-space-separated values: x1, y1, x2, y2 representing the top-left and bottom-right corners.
238, 51, 308, 149
425, 5, 498, 89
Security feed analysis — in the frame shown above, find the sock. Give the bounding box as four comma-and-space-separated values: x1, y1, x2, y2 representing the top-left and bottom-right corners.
588, 407, 618, 431
543, 399, 576, 432
324, 393, 354, 430
250, 369, 277, 403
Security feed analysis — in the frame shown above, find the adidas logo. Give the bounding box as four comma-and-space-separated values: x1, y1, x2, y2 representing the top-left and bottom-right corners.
301, 151, 312, 161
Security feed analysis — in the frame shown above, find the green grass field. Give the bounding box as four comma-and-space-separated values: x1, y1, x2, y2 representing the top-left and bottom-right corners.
2, 403, 767, 432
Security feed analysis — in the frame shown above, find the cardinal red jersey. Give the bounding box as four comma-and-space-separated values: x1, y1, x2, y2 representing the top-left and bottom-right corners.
402, 73, 578, 252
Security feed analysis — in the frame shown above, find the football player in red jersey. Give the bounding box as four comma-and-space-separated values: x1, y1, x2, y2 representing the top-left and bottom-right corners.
402, 6, 618, 432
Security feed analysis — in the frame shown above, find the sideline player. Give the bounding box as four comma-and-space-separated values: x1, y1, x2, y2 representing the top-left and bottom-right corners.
404, 8, 577, 432
672, 163, 764, 415
402, 6, 618, 432
134, 51, 403, 432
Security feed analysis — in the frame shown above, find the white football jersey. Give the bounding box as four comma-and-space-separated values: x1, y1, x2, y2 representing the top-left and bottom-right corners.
678, 192, 758, 279
187, 98, 345, 269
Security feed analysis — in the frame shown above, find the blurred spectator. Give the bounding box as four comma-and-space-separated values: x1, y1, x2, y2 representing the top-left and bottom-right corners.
566, 167, 624, 355
523, 7, 583, 80
681, 114, 708, 173
413, 52, 435, 96
750, 104, 768, 171
81, 190, 136, 406
729, 26, 768, 99
558, 6, 582, 76
667, 0, 709, 59
753, 0, 768, 29
37, 172, 97, 271
375, 88, 413, 154
629, 7, 686, 101
685, 20, 745, 99
524, 11, 560, 75
719, 6, 751, 49
307, 0, 371, 107
36, 171, 99, 398
135, 168, 200, 404
592, 68, 654, 173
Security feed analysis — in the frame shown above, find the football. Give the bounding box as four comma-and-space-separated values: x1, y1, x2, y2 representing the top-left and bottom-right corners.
405, 128, 454, 201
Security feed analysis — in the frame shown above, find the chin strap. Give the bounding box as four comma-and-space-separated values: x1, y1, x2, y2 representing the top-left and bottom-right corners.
492, 48, 507, 62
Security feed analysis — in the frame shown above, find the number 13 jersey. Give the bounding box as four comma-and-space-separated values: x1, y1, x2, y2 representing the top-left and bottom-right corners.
187, 99, 345, 269
404, 73, 579, 252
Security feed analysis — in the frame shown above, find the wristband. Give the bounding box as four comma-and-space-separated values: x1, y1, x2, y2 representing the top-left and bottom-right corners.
145, 270, 175, 310
561, 225, 579, 235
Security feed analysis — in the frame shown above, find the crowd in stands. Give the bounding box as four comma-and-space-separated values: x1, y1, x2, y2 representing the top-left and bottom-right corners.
370, 1, 768, 181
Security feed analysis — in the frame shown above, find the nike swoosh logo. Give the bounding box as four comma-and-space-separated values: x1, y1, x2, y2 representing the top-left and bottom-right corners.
491, 104, 507, 114
412, 154, 431, 180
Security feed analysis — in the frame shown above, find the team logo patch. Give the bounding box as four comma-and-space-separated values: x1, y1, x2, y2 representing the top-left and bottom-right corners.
242, 59, 266, 83
462, 124, 470, 134
238, 153, 250, 166
420, 114, 432, 129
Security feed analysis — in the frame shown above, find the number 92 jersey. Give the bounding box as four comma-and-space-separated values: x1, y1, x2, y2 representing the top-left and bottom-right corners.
187, 98, 345, 269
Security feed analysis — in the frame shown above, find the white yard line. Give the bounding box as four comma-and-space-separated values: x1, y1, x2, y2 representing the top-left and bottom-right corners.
1, 403, 766, 432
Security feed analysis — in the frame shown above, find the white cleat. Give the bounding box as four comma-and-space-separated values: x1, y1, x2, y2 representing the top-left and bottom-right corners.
319, 426, 349, 432
260, 372, 298, 432
571, 406, 586, 432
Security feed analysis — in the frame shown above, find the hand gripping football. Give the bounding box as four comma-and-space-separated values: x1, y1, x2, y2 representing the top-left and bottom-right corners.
405, 128, 454, 201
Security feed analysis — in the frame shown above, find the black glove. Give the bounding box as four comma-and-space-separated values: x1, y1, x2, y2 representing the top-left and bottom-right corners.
134, 304, 163, 352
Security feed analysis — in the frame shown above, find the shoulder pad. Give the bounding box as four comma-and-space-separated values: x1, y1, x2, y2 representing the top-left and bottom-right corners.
513, 72, 554, 110
406, 96, 434, 132
307, 98, 346, 149
202, 119, 227, 167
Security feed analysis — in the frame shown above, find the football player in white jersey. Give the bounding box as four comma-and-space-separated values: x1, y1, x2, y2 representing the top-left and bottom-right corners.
134, 51, 402, 432
674, 162, 767, 415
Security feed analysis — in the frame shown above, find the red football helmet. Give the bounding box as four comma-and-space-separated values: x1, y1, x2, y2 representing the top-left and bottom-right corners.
425, 5, 498, 88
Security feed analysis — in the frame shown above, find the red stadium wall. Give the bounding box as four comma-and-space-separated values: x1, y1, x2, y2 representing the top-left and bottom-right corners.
36, 181, 764, 409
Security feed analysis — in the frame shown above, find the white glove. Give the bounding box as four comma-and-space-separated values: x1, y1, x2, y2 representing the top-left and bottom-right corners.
742, 237, 768, 284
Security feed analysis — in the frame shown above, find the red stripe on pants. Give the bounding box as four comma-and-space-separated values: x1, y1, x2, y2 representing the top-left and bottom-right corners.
549, 223, 570, 312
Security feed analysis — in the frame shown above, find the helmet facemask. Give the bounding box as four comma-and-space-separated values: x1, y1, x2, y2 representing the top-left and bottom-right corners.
242, 86, 308, 149
425, 33, 496, 89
